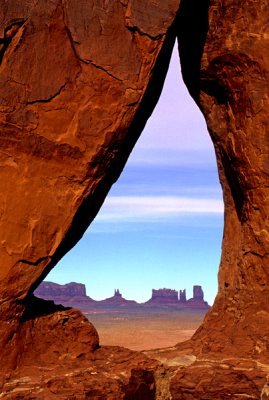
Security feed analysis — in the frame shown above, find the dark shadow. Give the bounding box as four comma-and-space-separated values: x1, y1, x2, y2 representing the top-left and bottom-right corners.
0, 21, 25, 65
177, 0, 229, 106
177, 0, 210, 102
20, 295, 69, 322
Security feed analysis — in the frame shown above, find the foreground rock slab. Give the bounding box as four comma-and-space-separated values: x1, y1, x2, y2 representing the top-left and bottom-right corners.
146, 346, 269, 399
0, 346, 158, 399
1, 344, 269, 399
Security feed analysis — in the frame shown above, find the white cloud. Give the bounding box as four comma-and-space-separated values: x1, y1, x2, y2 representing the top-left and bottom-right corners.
127, 147, 216, 167
113, 183, 221, 197
94, 195, 224, 224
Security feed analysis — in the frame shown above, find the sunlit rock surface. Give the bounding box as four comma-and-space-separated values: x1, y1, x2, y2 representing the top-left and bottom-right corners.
0, 0, 181, 397
180, 0, 269, 360
0, 0, 269, 398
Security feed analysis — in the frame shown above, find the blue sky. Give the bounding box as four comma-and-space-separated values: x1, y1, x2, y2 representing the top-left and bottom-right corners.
47, 43, 224, 305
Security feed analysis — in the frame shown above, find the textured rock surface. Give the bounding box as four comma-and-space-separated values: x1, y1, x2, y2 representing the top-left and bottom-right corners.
0, 0, 181, 395
0, 0, 269, 397
177, 0, 269, 361
145, 346, 269, 400
0, 0, 180, 304
0, 345, 159, 399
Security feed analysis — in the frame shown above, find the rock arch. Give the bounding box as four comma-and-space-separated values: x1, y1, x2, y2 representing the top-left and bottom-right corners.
0, 0, 268, 397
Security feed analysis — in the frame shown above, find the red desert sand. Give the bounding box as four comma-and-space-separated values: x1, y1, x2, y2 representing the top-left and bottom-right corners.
87, 310, 205, 351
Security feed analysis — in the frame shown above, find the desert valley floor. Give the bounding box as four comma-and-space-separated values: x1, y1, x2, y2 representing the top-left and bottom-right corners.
86, 309, 206, 350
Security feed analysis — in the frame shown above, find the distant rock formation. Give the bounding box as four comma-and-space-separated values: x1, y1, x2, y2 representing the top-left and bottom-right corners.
98, 289, 138, 307
35, 282, 209, 310
186, 285, 209, 309
35, 281, 87, 298
114, 289, 121, 297
145, 286, 209, 309
193, 285, 204, 300
179, 289, 187, 303
34, 283, 139, 309
34, 281, 96, 309
145, 288, 179, 306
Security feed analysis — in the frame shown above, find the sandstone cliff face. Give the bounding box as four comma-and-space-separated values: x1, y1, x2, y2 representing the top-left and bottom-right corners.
0, 0, 269, 398
177, 0, 269, 360
0, 0, 182, 390
0, 0, 180, 306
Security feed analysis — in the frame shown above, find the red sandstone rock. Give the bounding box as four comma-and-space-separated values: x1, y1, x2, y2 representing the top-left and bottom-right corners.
0, 0, 269, 398
177, 0, 269, 361
0, 345, 159, 399
170, 359, 267, 400
0, 0, 180, 305
0, 0, 181, 396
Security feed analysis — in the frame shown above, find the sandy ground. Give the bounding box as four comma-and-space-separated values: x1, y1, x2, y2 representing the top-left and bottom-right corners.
85, 309, 206, 351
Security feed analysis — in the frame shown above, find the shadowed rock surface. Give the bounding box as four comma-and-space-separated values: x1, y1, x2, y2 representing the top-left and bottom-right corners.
35, 281, 87, 298
0, 0, 269, 398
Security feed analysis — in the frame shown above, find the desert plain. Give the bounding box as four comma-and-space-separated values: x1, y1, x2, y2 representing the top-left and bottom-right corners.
86, 308, 206, 351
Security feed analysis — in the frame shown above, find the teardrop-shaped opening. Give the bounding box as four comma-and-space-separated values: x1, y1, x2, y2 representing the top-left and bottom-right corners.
36, 41, 224, 351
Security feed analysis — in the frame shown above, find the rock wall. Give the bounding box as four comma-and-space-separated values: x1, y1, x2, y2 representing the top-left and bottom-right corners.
177, 0, 269, 361
0, 0, 182, 377
0, 0, 180, 306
